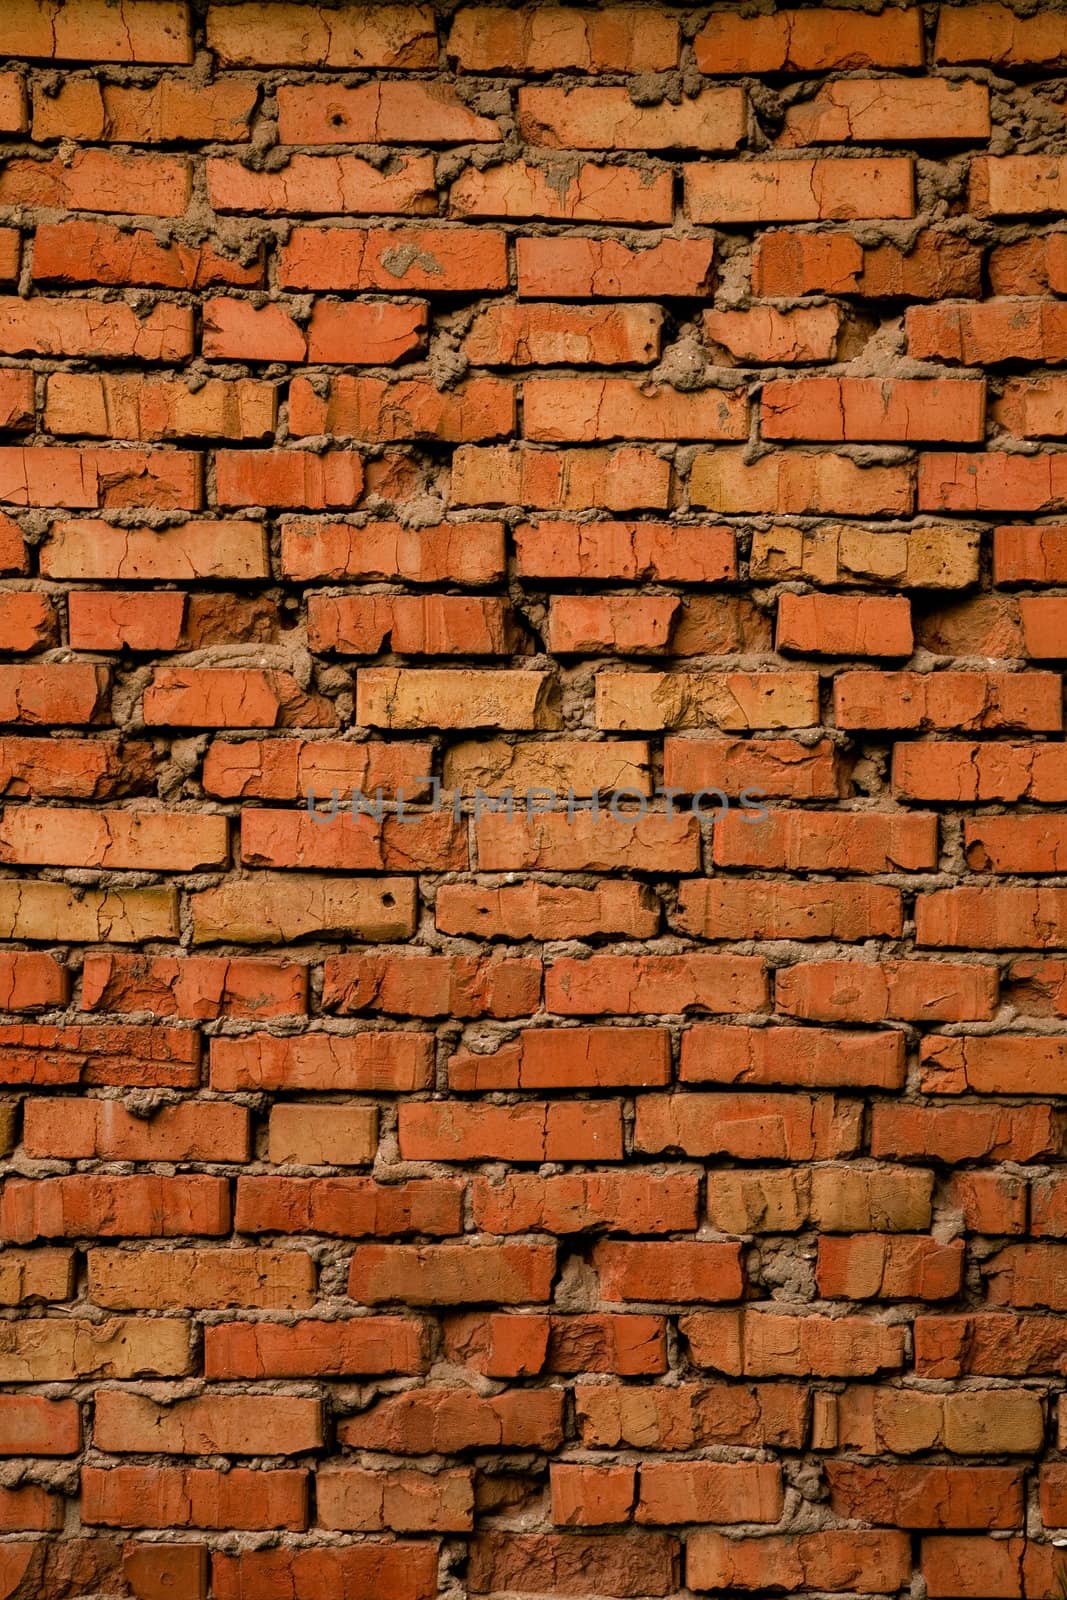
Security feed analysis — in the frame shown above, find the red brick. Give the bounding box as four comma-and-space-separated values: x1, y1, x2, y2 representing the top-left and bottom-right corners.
1005, 958, 1067, 1016
207, 4, 437, 67
23, 1098, 247, 1162
0, 446, 199, 509
0, 150, 190, 215
817, 1235, 964, 1301
310, 593, 519, 655
323, 950, 539, 1017
691, 448, 913, 514
546, 954, 766, 1016
476, 810, 699, 872
32, 76, 255, 142
0, 370, 34, 431
920, 450, 1067, 513
236, 1176, 461, 1237
215, 448, 362, 509
0, 231, 19, 284
0, 805, 226, 871
190, 875, 415, 944
437, 881, 659, 941
241, 807, 464, 871
996, 524, 1067, 584
464, 301, 661, 365
780, 78, 990, 146
946, 1171, 1028, 1237
306, 299, 427, 363
524, 377, 747, 442
349, 1244, 556, 1305
686, 158, 913, 223
777, 591, 913, 655
0, 952, 68, 1011
211, 1031, 431, 1092
455, 443, 672, 510
517, 235, 713, 299
207, 153, 436, 216
43, 518, 266, 580
0, 736, 151, 800
835, 671, 1062, 732
682, 1308, 906, 1377
680, 1024, 904, 1090
88, 1246, 314, 1310
32, 219, 262, 288
972, 156, 1067, 218
636, 1092, 862, 1161
200, 296, 304, 361
0, 592, 56, 651
921, 1536, 1065, 1600
663, 736, 840, 798
280, 225, 508, 292
574, 1378, 806, 1450
676, 879, 903, 942
211, 1546, 439, 1600
444, 1311, 667, 1377
763, 377, 985, 443
777, 960, 997, 1023
82, 1466, 307, 1529
316, 1464, 473, 1532
936, 5, 1067, 66
754, 227, 983, 299
520, 85, 744, 150
472, 1171, 697, 1236
0, 1021, 198, 1088
917, 888, 1067, 949
0, 1395, 80, 1455
204, 1316, 429, 1378
0, 664, 106, 725
467, 1533, 679, 1597
872, 1103, 1061, 1163
688, 1531, 912, 1594
282, 518, 504, 583
0, 297, 191, 360
398, 1100, 622, 1162
914, 1313, 1067, 1378
695, 8, 922, 71
908, 300, 1067, 363
278, 80, 499, 144
449, 1027, 670, 1090
516, 519, 734, 581
985, 1245, 1067, 1311
291, 374, 514, 441
0, 1485, 63, 1532
1, 1175, 230, 1241
143, 667, 335, 728
0, 73, 26, 133
714, 808, 937, 872
7, 0, 190, 60
95, 1390, 321, 1454
449, 7, 677, 71
593, 1241, 743, 1304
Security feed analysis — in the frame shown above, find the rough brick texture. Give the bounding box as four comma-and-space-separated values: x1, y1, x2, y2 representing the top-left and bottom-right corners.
2, 3, 1067, 1597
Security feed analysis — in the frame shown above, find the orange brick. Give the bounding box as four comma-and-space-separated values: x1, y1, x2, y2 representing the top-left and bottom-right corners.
762, 377, 985, 442
695, 8, 923, 71
686, 158, 914, 223
449, 7, 678, 71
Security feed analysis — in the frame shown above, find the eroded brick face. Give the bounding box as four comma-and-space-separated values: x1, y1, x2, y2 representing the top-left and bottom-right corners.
1, 3, 1066, 1597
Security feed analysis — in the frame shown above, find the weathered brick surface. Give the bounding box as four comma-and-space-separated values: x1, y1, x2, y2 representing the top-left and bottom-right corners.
2, 3, 1067, 1592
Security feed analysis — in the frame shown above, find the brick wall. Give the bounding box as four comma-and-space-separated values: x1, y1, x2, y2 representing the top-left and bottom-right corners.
1, 1, 1067, 1596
